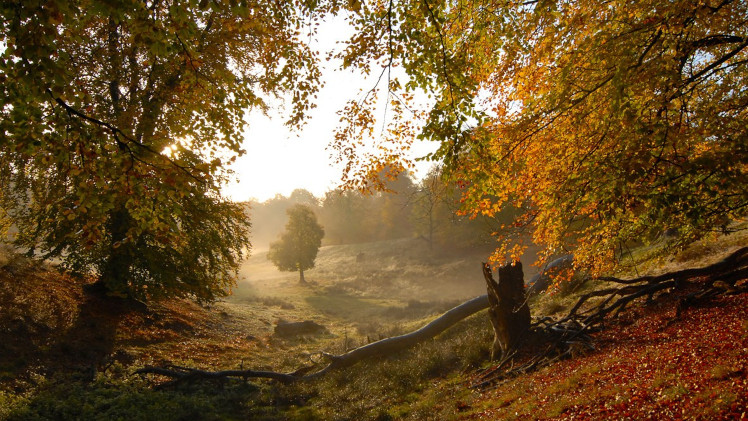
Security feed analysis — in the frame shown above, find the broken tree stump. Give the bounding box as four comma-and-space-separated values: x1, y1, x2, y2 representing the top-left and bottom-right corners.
483, 262, 531, 361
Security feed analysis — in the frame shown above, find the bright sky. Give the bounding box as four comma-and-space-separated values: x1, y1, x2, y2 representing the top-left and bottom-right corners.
222, 15, 437, 203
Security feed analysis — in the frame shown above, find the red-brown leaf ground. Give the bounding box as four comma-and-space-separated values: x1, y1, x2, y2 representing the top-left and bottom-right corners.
463, 280, 747, 420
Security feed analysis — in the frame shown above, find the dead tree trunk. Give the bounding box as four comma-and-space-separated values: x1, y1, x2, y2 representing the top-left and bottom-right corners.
138, 257, 572, 386
483, 262, 531, 360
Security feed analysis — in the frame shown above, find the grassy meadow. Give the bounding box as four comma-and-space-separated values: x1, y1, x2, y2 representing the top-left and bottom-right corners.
0, 232, 746, 420
0, 238, 501, 420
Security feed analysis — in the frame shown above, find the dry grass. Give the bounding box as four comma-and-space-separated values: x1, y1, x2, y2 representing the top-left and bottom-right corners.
1, 231, 746, 420
239, 239, 505, 303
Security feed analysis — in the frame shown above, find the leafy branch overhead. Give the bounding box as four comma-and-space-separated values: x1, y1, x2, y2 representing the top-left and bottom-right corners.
334, 0, 748, 274
0, 0, 330, 300
2, 0, 745, 299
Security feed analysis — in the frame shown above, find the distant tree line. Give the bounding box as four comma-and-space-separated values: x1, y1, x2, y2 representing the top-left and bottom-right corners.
249, 166, 519, 251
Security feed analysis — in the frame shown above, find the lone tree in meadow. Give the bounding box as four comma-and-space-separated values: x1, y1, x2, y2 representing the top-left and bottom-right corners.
268, 204, 324, 284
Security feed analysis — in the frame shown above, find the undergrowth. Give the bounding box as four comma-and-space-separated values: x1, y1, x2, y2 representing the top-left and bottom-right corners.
1, 313, 492, 421
1, 232, 746, 420
3, 374, 258, 421
279, 312, 492, 420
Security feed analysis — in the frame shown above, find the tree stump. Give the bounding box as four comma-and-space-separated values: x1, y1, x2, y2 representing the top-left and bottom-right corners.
483, 261, 531, 360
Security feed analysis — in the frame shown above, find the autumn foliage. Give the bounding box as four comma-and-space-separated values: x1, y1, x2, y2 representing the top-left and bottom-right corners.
334, 0, 748, 274
1, 0, 744, 296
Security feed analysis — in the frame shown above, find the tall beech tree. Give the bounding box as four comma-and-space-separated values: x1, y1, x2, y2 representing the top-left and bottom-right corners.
0, 0, 327, 301
333, 0, 748, 275
268, 204, 325, 284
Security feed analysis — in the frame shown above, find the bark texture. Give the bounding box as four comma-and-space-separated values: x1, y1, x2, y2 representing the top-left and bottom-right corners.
484, 262, 531, 360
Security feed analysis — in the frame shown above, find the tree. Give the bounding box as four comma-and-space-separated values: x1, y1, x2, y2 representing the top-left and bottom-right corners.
483, 262, 530, 361
268, 204, 325, 284
411, 167, 447, 249
289, 189, 321, 208
249, 190, 319, 249
334, 0, 748, 275
373, 166, 416, 240
318, 168, 417, 245
319, 189, 375, 245
411, 165, 501, 250
0, 0, 327, 301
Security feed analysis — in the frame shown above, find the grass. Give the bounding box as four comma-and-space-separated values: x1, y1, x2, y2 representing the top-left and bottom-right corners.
2, 375, 262, 421
708, 364, 742, 380
614, 221, 748, 278
1, 238, 503, 420
1, 233, 747, 420
288, 315, 491, 420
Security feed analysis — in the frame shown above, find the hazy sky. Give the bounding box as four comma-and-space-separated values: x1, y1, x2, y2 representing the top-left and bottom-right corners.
222, 15, 437, 203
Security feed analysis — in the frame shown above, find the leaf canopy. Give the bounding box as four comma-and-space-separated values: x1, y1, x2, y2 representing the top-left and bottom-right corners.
335, 0, 748, 273
0, 0, 328, 301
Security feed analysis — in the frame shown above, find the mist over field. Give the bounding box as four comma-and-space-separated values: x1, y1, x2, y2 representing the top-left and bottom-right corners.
238, 176, 540, 309
2, 0, 746, 418
218, 179, 546, 361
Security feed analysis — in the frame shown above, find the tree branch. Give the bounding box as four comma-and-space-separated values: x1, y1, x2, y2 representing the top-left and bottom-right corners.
45, 88, 207, 184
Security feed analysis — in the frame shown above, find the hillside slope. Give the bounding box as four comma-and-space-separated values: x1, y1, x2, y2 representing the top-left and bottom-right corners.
461, 279, 747, 420
0, 238, 746, 420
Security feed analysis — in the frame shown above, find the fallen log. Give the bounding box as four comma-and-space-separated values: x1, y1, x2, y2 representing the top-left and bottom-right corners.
137, 256, 574, 386
139, 249, 748, 388
306, 294, 491, 378
136, 365, 300, 384
137, 295, 491, 386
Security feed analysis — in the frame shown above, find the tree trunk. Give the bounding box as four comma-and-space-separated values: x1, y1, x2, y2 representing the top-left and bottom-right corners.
299, 268, 306, 284
100, 206, 133, 295
483, 262, 531, 360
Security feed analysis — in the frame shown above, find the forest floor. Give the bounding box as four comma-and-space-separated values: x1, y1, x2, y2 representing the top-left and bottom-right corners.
0, 234, 746, 420
461, 277, 747, 420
